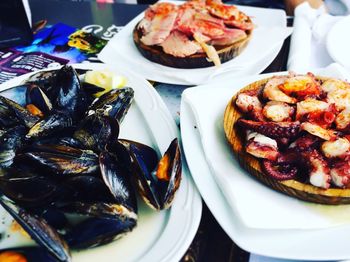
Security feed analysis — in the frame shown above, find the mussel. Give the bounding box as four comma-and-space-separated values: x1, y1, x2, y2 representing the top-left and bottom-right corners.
0, 125, 27, 168
88, 87, 134, 123
121, 138, 182, 210
24, 145, 99, 176
0, 198, 71, 262
0, 65, 182, 255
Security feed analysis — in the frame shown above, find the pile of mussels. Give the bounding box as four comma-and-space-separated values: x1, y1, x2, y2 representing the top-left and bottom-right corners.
0, 66, 181, 262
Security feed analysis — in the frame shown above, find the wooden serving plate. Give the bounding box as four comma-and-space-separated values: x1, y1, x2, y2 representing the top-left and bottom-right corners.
133, 24, 252, 69
223, 76, 350, 205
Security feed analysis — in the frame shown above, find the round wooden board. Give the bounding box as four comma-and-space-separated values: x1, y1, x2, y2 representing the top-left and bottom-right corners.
223, 76, 350, 205
133, 23, 252, 69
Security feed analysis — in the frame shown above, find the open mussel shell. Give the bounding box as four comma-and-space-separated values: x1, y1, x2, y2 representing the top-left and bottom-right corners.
125, 138, 182, 210
0, 125, 27, 168
154, 138, 182, 209
0, 95, 39, 128
73, 114, 119, 153
120, 140, 161, 210
88, 87, 134, 123
0, 247, 58, 262
26, 111, 74, 139
99, 150, 137, 213
0, 198, 71, 262
23, 69, 59, 99
24, 145, 99, 176
26, 84, 53, 116
65, 217, 137, 249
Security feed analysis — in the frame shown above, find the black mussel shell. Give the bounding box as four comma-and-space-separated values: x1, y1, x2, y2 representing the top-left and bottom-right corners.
0, 125, 27, 168
26, 84, 53, 116
89, 87, 134, 123
57, 201, 138, 221
0, 95, 39, 128
26, 111, 74, 139
53, 65, 88, 118
155, 138, 182, 209
65, 217, 136, 249
24, 69, 59, 99
59, 175, 113, 202
0, 169, 58, 207
73, 114, 119, 153
24, 145, 99, 176
99, 150, 137, 213
124, 140, 161, 210
0, 198, 71, 262
0, 247, 58, 262
126, 138, 182, 210
81, 82, 105, 97
0, 102, 20, 128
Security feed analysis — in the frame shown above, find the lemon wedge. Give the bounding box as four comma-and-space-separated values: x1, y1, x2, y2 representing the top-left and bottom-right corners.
84, 70, 127, 97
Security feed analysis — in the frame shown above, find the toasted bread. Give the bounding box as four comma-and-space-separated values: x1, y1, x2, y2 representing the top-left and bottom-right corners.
133, 24, 252, 69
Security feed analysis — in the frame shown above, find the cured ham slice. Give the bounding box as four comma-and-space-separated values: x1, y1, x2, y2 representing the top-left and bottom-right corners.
140, 3, 178, 46
160, 31, 202, 57
210, 28, 246, 46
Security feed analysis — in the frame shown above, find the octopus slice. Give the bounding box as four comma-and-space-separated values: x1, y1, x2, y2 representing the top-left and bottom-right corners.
245, 131, 278, 161
303, 150, 331, 189
235, 93, 264, 121
326, 87, 350, 111
330, 160, 350, 188
300, 122, 337, 141
263, 76, 297, 104
279, 73, 321, 99
262, 101, 294, 122
262, 160, 298, 180
321, 137, 350, 158
296, 99, 329, 120
335, 107, 350, 131
321, 78, 350, 94
237, 119, 300, 139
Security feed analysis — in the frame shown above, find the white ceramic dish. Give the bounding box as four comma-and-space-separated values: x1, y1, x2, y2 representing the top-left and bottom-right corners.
180, 65, 350, 260
0, 63, 202, 262
98, 1, 290, 85
327, 15, 350, 70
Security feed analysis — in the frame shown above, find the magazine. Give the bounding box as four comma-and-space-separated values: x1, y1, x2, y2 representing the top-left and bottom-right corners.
0, 23, 107, 84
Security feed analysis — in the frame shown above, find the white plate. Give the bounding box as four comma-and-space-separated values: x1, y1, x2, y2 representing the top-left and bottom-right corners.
0, 63, 202, 262
327, 15, 350, 70
98, 1, 290, 85
180, 66, 350, 260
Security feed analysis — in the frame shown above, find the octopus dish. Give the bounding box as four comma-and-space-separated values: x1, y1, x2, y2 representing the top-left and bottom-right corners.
224, 73, 350, 204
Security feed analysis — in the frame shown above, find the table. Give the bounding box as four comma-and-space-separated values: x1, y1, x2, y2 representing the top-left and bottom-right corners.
27, 1, 291, 261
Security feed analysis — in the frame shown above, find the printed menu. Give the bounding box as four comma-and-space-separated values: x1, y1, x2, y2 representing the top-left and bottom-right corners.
0, 23, 107, 84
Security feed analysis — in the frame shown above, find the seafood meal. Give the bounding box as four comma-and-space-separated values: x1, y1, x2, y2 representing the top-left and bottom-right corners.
133, 0, 254, 68
224, 72, 350, 204
0, 66, 182, 261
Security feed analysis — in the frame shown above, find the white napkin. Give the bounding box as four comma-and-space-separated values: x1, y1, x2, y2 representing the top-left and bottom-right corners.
98, 3, 292, 85
287, 2, 344, 72
183, 63, 350, 230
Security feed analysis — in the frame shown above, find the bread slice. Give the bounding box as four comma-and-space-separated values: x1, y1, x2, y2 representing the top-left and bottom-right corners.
133, 24, 252, 69
224, 76, 350, 205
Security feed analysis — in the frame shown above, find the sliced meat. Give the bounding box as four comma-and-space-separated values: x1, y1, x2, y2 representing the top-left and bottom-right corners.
210, 28, 246, 46
140, 3, 178, 46
160, 31, 202, 57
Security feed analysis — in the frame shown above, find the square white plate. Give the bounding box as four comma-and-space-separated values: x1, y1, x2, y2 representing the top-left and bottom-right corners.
98, 1, 291, 85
